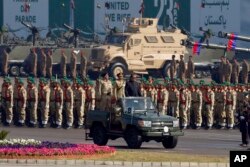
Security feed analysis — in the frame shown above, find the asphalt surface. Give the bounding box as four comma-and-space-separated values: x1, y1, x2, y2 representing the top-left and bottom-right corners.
0, 125, 245, 156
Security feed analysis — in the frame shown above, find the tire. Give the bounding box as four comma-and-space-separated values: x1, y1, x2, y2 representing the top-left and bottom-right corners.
19, 67, 27, 76
124, 127, 142, 149
92, 124, 108, 146
109, 62, 127, 78
162, 136, 178, 149
161, 62, 171, 78
10, 66, 20, 76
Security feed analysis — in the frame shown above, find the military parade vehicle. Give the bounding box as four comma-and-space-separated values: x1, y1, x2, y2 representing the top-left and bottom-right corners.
86, 17, 188, 78
85, 97, 183, 149
0, 21, 99, 77
181, 38, 250, 82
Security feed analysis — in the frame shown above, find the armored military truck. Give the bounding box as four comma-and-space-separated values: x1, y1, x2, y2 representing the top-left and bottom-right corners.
85, 97, 183, 149
87, 18, 188, 78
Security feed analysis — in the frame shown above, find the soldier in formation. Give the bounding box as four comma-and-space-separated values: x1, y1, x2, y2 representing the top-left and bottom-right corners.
60, 50, 67, 78
40, 49, 47, 77
1, 71, 250, 130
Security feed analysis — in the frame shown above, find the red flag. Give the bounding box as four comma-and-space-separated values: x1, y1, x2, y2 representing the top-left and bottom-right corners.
192, 42, 202, 55
227, 33, 237, 51
71, 0, 75, 9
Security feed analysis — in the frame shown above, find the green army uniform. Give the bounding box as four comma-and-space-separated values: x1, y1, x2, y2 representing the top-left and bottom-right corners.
26, 77, 38, 127
16, 79, 27, 126
191, 84, 203, 128
1, 77, 14, 125
63, 80, 74, 128
73, 80, 85, 128
38, 78, 50, 128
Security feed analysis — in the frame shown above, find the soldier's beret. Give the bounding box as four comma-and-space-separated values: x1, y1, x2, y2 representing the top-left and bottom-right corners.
4, 77, 11, 83
18, 78, 24, 85
88, 80, 94, 86
28, 77, 35, 84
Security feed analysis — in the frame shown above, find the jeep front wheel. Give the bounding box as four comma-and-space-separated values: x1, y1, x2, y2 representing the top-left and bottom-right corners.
92, 125, 108, 146
162, 136, 178, 149
109, 63, 127, 78
124, 128, 142, 149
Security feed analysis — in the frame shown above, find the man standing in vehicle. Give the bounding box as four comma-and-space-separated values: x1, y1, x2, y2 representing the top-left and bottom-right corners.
125, 73, 141, 97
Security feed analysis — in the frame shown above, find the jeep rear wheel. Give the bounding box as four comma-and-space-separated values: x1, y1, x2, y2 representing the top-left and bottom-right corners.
162, 136, 178, 149
124, 128, 142, 149
92, 125, 108, 146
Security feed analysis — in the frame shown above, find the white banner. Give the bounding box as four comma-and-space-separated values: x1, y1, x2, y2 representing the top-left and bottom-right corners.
190, 0, 240, 44
3, 0, 49, 38
94, 0, 141, 38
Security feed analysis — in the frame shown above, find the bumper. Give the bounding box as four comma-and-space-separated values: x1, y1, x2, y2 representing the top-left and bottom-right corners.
142, 131, 184, 137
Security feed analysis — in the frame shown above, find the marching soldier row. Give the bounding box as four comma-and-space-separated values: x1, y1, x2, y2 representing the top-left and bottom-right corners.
1, 76, 95, 129
1, 73, 249, 130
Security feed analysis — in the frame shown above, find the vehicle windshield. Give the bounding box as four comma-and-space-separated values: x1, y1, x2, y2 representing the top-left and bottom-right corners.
122, 98, 156, 114
106, 35, 128, 44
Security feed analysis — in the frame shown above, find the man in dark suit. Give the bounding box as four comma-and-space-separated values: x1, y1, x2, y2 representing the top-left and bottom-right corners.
125, 74, 141, 97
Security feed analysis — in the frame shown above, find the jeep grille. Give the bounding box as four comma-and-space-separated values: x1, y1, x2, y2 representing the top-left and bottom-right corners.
152, 122, 173, 127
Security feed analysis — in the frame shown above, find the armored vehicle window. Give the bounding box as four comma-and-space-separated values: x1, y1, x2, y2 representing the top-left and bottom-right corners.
106, 35, 128, 44
134, 39, 141, 46
145, 36, 158, 43
161, 36, 175, 43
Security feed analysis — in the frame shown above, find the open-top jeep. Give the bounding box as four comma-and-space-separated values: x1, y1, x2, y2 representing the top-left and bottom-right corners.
85, 97, 183, 149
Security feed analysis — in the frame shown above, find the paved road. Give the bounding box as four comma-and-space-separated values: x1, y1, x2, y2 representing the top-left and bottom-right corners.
0, 125, 245, 156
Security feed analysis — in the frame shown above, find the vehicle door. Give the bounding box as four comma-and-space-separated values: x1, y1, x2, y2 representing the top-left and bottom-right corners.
126, 38, 142, 60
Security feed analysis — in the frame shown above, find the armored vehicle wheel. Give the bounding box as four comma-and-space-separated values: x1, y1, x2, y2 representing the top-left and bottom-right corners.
109, 63, 127, 78
162, 62, 171, 78
162, 136, 178, 149
92, 124, 108, 146
10, 66, 20, 76
124, 127, 142, 149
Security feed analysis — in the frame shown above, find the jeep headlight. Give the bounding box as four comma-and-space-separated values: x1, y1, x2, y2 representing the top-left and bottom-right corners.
173, 120, 179, 127
138, 120, 152, 127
